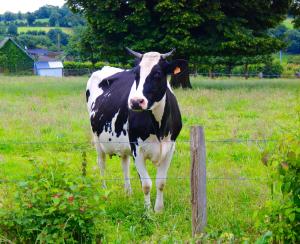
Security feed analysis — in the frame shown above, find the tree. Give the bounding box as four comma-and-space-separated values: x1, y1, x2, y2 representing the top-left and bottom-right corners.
65, 26, 102, 62
285, 29, 300, 54
47, 29, 70, 49
26, 13, 36, 26
3, 12, 16, 22
67, 0, 292, 88
7, 24, 18, 36
34, 5, 53, 19
49, 12, 61, 27
17, 34, 53, 49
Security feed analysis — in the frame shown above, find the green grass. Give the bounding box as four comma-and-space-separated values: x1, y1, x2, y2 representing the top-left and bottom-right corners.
35, 18, 49, 23
18, 26, 73, 35
0, 76, 299, 241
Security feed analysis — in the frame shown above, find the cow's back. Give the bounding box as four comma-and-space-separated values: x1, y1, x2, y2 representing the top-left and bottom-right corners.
86, 66, 135, 155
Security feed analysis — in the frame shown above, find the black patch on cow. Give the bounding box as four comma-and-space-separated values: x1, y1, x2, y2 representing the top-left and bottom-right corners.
142, 59, 168, 108
128, 87, 182, 156
159, 89, 182, 141
86, 89, 90, 102
128, 110, 160, 156
90, 70, 135, 137
133, 66, 140, 88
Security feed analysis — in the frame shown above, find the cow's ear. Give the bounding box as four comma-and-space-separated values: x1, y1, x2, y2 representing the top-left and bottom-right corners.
166, 59, 188, 75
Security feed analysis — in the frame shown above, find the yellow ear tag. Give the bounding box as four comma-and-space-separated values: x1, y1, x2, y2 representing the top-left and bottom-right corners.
174, 66, 181, 74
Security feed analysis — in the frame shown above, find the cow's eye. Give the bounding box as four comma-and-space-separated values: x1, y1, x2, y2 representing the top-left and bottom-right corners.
153, 72, 162, 79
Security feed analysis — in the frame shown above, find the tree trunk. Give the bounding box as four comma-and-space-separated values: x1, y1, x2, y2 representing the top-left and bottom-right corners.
227, 63, 233, 77
170, 60, 192, 89
244, 63, 249, 79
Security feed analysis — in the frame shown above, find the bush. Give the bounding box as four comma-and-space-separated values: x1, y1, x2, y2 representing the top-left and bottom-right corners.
256, 107, 300, 243
0, 158, 105, 242
262, 61, 283, 77
232, 64, 264, 76
287, 55, 300, 64
63, 61, 93, 69
282, 63, 300, 76
63, 61, 132, 70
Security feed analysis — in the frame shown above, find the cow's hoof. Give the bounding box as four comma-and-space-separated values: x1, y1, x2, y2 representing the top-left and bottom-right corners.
154, 204, 164, 213
101, 181, 107, 189
144, 202, 151, 210
125, 186, 132, 196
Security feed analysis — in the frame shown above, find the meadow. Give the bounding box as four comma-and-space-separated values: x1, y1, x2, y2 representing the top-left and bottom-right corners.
0, 76, 299, 242
17, 26, 73, 35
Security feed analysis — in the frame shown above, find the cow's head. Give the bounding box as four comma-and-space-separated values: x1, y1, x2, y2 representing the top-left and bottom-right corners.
127, 48, 185, 111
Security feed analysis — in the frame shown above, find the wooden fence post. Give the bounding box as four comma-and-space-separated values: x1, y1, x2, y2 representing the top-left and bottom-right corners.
190, 126, 207, 237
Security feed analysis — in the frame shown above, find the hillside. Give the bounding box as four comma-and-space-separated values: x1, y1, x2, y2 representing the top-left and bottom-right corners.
0, 4, 85, 53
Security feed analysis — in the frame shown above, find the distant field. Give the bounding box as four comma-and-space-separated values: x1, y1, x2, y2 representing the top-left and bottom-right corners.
18, 26, 73, 35
35, 18, 49, 23
0, 76, 299, 241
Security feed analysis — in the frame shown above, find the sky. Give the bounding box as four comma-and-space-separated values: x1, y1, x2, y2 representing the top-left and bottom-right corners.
0, 0, 66, 14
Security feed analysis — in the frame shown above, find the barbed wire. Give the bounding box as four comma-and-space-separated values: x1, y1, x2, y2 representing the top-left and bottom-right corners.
0, 176, 269, 184
0, 138, 277, 146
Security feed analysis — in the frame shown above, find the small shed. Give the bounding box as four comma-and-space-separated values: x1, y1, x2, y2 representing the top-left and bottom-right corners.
34, 61, 64, 77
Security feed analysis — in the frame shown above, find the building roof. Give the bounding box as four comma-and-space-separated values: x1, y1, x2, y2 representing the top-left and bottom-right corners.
0, 37, 34, 61
35, 61, 63, 69
27, 48, 49, 56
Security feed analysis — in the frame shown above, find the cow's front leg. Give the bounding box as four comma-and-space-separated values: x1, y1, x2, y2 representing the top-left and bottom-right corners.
154, 143, 175, 212
134, 153, 152, 209
121, 155, 132, 195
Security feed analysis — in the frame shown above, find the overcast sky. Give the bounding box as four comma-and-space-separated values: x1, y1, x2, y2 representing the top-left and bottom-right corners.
0, 0, 66, 14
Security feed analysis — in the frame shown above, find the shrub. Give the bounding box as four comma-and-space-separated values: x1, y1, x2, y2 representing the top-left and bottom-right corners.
282, 63, 300, 76
262, 61, 283, 77
63, 61, 93, 69
256, 107, 300, 243
63, 61, 132, 70
0, 158, 105, 242
287, 55, 300, 64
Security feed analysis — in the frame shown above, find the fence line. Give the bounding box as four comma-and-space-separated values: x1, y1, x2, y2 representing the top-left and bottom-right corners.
0, 176, 269, 184
0, 138, 277, 146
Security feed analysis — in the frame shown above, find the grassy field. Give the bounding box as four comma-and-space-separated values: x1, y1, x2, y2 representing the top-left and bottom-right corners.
0, 76, 299, 242
18, 26, 73, 35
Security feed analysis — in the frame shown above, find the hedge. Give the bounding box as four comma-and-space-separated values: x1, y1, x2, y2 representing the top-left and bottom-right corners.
63, 61, 131, 70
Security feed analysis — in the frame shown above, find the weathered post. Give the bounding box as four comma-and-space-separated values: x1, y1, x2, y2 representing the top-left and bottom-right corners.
190, 126, 207, 236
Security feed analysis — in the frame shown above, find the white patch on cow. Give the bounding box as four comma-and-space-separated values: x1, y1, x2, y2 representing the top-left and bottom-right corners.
137, 133, 174, 166
167, 82, 174, 94
128, 52, 161, 109
150, 94, 166, 126
134, 133, 175, 210
87, 66, 123, 116
97, 111, 131, 156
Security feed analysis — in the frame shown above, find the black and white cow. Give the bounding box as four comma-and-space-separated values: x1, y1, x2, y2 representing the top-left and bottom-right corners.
86, 48, 184, 212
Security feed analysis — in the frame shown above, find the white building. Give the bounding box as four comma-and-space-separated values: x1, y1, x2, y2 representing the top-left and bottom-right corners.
34, 61, 64, 77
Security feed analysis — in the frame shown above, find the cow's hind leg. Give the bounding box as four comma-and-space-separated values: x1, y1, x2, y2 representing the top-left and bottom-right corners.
94, 135, 106, 188
135, 154, 152, 209
154, 143, 175, 212
121, 155, 132, 195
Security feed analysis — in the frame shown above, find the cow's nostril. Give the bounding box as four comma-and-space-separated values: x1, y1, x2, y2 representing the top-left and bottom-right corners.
139, 99, 144, 104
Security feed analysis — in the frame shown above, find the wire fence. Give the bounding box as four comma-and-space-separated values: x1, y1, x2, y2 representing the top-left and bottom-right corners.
0, 137, 275, 183
0, 134, 274, 238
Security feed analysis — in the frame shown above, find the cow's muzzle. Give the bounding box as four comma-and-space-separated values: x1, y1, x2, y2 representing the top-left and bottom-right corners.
129, 97, 147, 111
